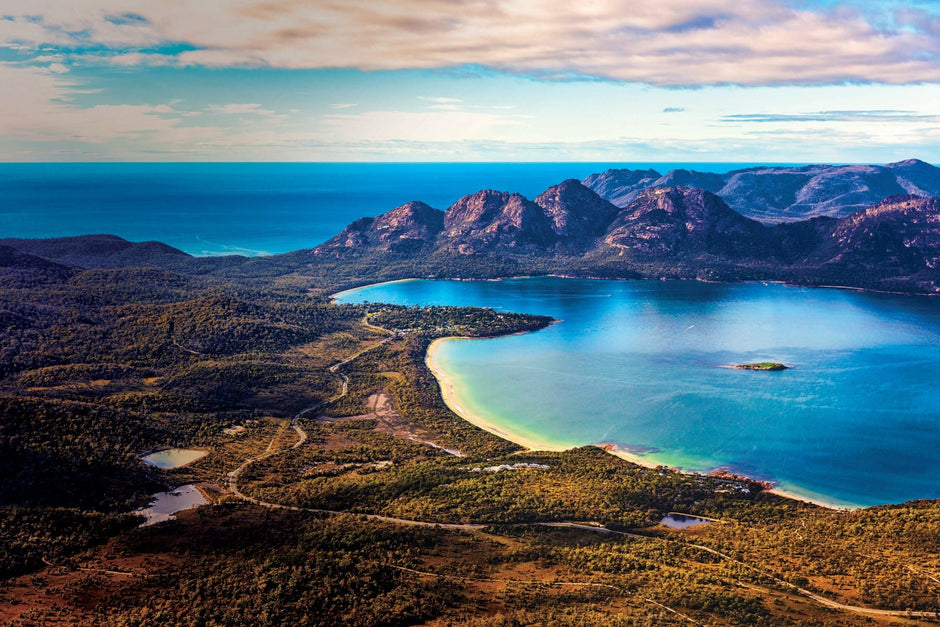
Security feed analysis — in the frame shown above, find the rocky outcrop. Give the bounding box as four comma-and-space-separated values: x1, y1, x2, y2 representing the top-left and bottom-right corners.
311, 167, 940, 293
440, 190, 556, 253
603, 187, 772, 259
317, 201, 444, 256
809, 195, 940, 278
534, 179, 620, 242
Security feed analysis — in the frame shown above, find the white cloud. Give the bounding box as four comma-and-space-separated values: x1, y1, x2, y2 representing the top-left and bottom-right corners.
0, 0, 937, 86
0, 15, 73, 48
0, 65, 180, 144
108, 52, 177, 67
322, 109, 524, 143
207, 103, 276, 116
0, 61, 307, 159
419, 97, 464, 104
330, 103, 357, 110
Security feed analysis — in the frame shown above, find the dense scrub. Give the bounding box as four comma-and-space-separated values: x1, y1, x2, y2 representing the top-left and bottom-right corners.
1, 244, 938, 625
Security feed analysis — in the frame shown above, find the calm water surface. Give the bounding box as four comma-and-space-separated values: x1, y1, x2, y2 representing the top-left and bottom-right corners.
338, 278, 940, 508
660, 514, 713, 529
141, 448, 208, 469
136, 485, 208, 527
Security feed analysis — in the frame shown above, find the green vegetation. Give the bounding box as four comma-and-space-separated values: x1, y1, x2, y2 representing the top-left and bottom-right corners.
1, 248, 938, 626
732, 362, 789, 371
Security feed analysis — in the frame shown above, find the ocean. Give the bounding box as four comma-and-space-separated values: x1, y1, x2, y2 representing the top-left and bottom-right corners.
0, 162, 786, 256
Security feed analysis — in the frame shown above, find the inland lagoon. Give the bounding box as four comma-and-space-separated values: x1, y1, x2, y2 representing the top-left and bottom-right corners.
136, 485, 208, 527
141, 448, 208, 469
660, 514, 714, 529
337, 277, 940, 508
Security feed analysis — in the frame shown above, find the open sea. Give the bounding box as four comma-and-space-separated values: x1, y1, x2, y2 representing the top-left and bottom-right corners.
0, 162, 785, 256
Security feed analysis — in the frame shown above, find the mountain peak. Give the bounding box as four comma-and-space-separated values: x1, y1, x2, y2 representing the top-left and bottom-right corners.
534, 179, 619, 239
583, 160, 940, 222
316, 200, 444, 256
812, 195, 940, 279
886, 158, 934, 169
0, 234, 191, 269
604, 186, 771, 258
442, 189, 555, 252
580, 168, 662, 207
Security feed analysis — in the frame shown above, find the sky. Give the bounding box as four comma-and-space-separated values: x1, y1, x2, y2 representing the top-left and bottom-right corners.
0, 0, 938, 163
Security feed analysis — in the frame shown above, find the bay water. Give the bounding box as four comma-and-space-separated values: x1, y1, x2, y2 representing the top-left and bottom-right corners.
337, 277, 940, 508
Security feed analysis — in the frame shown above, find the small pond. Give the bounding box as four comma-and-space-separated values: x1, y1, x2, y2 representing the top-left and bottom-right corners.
141, 448, 208, 469
136, 485, 208, 527
660, 514, 713, 530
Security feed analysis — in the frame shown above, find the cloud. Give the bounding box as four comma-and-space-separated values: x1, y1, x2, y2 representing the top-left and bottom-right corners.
419, 97, 463, 104
108, 52, 178, 67
283, 131, 940, 163
663, 107, 685, 113
321, 109, 524, 143
725, 110, 940, 123
207, 103, 276, 116
331, 103, 357, 110
1, 0, 938, 86
0, 66, 180, 144
0, 63, 258, 154
1, 61, 935, 162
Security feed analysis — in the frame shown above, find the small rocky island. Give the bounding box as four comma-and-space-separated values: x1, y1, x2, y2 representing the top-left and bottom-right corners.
732, 362, 790, 371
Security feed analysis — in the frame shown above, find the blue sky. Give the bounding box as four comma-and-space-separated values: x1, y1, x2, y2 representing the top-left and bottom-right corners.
0, 0, 938, 162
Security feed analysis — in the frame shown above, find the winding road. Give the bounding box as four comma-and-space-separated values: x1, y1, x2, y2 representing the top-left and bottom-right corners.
225, 336, 940, 623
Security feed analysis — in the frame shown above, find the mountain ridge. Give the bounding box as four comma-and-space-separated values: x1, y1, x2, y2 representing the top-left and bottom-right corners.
309, 177, 940, 295
3, 161, 938, 295
582, 159, 940, 223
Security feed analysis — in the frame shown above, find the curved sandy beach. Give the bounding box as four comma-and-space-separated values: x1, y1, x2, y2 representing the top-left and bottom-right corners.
426, 337, 569, 454
330, 278, 419, 303
425, 337, 845, 510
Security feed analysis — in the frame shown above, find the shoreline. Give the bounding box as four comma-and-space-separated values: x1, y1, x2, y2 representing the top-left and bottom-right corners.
426, 337, 570, 454
342, 277, 898, 511
330, 275, 939, 303
767, 487, 853, 510
330, 277, 420, 303
426, 336, 851, 511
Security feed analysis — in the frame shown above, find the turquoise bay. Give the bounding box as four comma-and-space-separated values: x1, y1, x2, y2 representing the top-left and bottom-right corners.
337, 278, 940, 508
